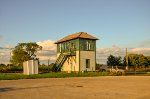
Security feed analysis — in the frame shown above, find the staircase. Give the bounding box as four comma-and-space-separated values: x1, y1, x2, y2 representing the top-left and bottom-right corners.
52, 53, 68, 72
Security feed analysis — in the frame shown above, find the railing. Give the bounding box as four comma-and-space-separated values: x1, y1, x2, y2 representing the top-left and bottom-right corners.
61, 50, 76, 56
52, 53, 68, 72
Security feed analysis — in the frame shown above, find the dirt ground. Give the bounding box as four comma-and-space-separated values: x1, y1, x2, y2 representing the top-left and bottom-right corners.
0, 76, 150, 99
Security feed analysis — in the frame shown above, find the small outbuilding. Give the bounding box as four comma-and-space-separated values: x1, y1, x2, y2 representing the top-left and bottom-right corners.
23, 59, 38, 75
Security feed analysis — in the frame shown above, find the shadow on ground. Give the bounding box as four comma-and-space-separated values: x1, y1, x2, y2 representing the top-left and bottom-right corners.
0, 84, 84, 93
0, 88, 15, 92
0, 86, 49, 92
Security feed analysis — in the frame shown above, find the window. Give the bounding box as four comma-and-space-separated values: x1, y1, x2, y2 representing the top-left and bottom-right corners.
86, 59, 90, 68
86, 40, 91, 50
88, 42, 91, 50
59, 44, 62, 52
64, 43, 66, 51
86, 41, 88, 50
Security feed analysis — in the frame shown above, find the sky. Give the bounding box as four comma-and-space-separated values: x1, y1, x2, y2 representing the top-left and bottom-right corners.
0, 0, 150, 64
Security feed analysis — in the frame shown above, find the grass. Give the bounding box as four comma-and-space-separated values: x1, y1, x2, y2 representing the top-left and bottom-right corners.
125, 72, 150, 76
1, 71, 150, 80
0, 72, 110, 80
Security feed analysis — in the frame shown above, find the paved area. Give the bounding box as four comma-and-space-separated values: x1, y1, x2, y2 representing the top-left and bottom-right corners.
0, 76, 150, 99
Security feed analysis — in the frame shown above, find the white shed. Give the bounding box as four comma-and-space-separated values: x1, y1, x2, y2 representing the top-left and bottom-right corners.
23, 60, 38, 75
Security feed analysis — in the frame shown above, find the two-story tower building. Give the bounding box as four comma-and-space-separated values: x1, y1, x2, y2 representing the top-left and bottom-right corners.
53, 32, 98, 72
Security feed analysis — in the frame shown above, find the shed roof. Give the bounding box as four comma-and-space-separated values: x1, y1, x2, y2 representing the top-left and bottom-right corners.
55, 32, 98, 44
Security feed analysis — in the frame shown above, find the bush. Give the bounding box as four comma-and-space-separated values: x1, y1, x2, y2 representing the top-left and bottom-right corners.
0, 65, 23, 73
96, 64, 103, 71
39, 65, 50, 73
0, 63, 54, 73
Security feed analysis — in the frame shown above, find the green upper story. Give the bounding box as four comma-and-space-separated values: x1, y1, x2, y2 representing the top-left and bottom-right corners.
55, 32, 98, 55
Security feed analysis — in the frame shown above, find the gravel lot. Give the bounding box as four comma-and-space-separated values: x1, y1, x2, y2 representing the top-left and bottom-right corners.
0, 76, 150, 99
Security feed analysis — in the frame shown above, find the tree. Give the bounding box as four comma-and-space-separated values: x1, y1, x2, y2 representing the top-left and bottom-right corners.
107, 55, 122, 66
122, 57, 126, 66
11, 42, 42, 65
144, 56, 150, 68
128, 54, 146, 68
107, 54, 150, 69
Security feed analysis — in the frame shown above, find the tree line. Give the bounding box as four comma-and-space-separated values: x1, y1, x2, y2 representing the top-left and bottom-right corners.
107, 54, 150, 68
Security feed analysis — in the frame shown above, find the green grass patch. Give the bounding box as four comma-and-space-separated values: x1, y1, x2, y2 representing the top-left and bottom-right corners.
1, 71, 150, 80
125, 72, 150, 76
2, 71, 149, 80
0, 72, 110, 80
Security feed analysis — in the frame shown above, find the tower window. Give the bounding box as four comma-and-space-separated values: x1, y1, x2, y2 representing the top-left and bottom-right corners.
86, 41, 91, 50
59, 44, 62, 52
88, 42, 91, 50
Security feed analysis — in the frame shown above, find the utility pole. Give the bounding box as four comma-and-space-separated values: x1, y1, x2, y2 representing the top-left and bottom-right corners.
9, 48, 11, 68
48, 59, 50, 66
9, 48, 13, 68
48, 58, 50, 71
126, 48, 128, 70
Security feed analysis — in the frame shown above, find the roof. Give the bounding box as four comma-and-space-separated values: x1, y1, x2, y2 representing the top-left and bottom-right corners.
55, 32, 98, 44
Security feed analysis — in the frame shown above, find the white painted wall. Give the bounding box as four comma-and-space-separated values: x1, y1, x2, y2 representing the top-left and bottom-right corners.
23, 60, 38, 75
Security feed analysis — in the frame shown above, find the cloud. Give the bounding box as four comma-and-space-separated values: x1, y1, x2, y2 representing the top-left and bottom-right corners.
96, 46, 150, 64
4, 44, 13, 49
0, 44, 13, 64
130, 48, 150, 56
96, 45, 126, 64
36, 40, 57, 63
37, 40, 56, 51
0, 49, 10, 64
1, 40, 150, 65
37, 51, 56, 61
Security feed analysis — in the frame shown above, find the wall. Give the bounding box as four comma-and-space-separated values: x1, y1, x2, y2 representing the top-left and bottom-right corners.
58, 50, 96, 72
23, 60, 38, 75
62, 51, 79, 72
80, 51, 95, 71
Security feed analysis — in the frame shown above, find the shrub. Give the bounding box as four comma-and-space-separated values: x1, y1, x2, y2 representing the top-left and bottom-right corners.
0, 65, 23, 73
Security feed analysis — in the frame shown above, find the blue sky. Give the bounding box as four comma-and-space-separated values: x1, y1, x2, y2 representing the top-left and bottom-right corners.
0, 0, 150, 48
0, 0, 150, 64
